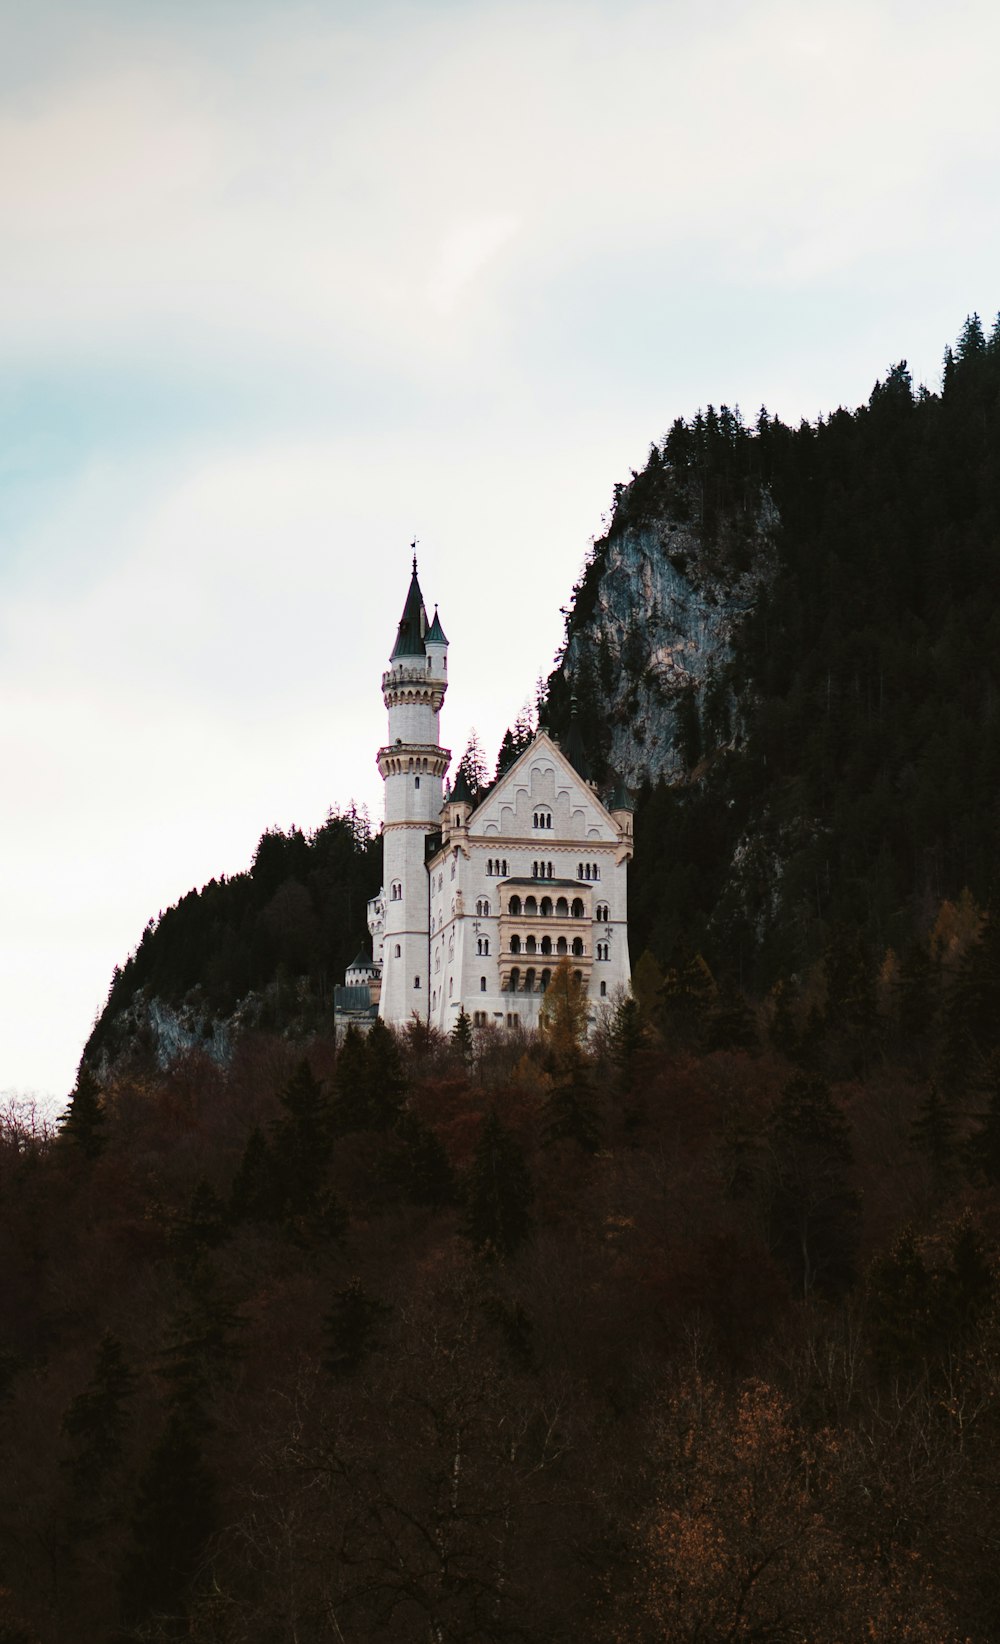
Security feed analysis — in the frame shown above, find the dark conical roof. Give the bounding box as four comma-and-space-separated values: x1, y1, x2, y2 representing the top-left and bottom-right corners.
390, 557, 428, 659
426, 604, 448, 645
604, 778, 634, 812
560, 716, 592, 784
450, 763, 475, 804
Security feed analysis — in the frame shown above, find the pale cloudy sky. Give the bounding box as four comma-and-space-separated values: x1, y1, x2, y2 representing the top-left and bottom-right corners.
3, 0, 999, 1104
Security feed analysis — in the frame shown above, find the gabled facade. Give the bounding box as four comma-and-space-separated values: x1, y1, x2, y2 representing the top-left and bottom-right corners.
355, 560, 633, 1034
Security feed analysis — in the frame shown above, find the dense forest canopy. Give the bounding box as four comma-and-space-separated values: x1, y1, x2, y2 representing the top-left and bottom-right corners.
544, 313, 1000, 993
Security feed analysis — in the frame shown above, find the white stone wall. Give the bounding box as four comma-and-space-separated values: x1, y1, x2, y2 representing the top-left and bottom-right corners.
427, 736, 632, 1034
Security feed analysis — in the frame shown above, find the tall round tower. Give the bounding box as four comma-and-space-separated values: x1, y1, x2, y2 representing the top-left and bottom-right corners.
377, 558, 450, 1024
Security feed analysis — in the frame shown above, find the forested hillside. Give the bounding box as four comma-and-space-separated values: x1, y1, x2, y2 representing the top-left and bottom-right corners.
545, 314, 1000, 994
5, 950, 1000, 1640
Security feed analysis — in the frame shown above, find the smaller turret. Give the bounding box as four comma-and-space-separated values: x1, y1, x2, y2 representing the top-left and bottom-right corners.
425, 604, 448, 682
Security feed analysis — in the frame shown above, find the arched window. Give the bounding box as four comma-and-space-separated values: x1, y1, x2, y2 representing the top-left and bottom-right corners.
572, 898, 584, 918
577, 864, 584, 880
415, 777, 420, 790
525, 967, 536, 992
509, 895, 521, 916
510, 966, 520, 992
510, 934, 521, 954
477, 938, 482, 955
501, 859, 508, 875
414, 975, 421, 988
534, 810, 551, 830
391, 881, 402, 901
482, 899, 490, 916
574, 970, 583, 985
541, 968, 551, 990
592, 863, 600, 879
540, 935, 552, 956
487, 860, 493, 876
394, 944, 401, 958
572, 936, 584, 957
600, 980, 607, 997
540, 897, 552, 917
557, 936, 567, 955
525, 896, 537, 915
483, 938, 490, 955
480, 976, 487, 992
556, 897, 568, 917
532, 861, 538, 878
448, 978, 453, 996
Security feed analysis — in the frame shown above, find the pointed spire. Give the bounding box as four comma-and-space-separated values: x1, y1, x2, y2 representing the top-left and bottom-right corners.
390, 554, 429, 660
426, 603, 448, 645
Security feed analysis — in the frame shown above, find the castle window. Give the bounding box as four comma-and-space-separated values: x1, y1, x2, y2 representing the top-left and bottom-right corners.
600, 980, 607, 997
509, 896, 521, 916
557, 936, 567, 955
477, 938, 482, 955
541, 968, 551, 990
414, 975, 421, 988
556, 897, 568, 917
474, 1010, 487, 1026
415, 777, 420, 789
540, 897, 552, 917
541, 935, 552, 956
525, 895, 537, 915
501, 859, 508, 875
394, 944, 401, 958
526, 935, 537, 955
525, 967, 536, 992
480, 976, 487, 992
547, 862, 553, 878
487, 860, 493, 876
572, 898, 584, 918
592, 863, 600, 879
449, 978, 453, 995
483, 938, 490, 955
572, 936, 584, 957
510, 935, 521, 954
533, 809, 552, 830
509, 966, 520, 992
451, 860, 456, 880
577, 864, 583, 879
482, 899, 490, 916
455, 812, 461, 826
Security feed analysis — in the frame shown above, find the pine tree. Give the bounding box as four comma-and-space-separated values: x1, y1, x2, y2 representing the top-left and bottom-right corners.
229, 1125, 281, 1223
172, 1178, 227, 1267
451, 1006, 474, 1070
910, 1082, 956, 1183
542, 1057, 601, 1154
119, 1407, 217, 1630
58, 1066, 106, 1160
389, 1110, 457, 1206
61, 1332, 136, 1503
270, 1057, 333, 1212
464, 1111, 533, 1259
322, 1277, 390, 1377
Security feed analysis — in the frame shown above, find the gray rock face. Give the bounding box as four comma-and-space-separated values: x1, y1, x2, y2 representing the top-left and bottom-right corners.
560, 499, 777, 787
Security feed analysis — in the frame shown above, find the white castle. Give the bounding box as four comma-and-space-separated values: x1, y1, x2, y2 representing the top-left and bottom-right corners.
340, 558, 634, 1033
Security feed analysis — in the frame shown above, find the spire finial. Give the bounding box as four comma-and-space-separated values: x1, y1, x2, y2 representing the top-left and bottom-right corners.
411, 537, 419, 575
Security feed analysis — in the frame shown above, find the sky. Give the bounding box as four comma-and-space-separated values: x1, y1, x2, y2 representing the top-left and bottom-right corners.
3, 0, 1000, 1107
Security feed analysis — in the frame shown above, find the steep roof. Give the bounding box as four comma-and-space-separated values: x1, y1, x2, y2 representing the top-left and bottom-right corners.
390, 559, 428, 659
450, 763, 475, 804
425, 605, 448, 645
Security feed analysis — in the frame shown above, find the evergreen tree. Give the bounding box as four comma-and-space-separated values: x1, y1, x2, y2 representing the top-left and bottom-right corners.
451, 1006, 474, 1071
542, 1056, 601, 1153
270, 1057, 333, 1212
58, 1066, 106, 1160
119, 1407, 217, 1631
389, 1110, 457, 1206
61, 1332, 136, 1503
764, 1074, 859, 1297
867, 1228, 934, 1374
365, 1016, 406, 1128
910, 1081, 956, 1183
229, 1125, 281, 1224
464, 1111, 533, 1259
660, 950, 717, 1049
322, 1277, 390, 1377
172, 1177, 227, 1267
608, 993, 645, 1088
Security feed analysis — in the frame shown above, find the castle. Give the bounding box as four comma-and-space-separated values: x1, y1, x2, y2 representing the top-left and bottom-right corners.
336, 559, 633, 1033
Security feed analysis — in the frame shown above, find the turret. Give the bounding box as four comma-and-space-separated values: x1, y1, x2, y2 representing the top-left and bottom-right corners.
377, 554, 450, 1024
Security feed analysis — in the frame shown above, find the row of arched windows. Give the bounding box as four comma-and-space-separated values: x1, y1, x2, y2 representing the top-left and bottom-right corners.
532, 811, 552, 829
596, 942, 610, 961
596, 902, 610, 922
505, 967, 584, 994
476, 937, 490, 955
507, 894, 585, 918
509, 934, 585, 957
475, 899, 491, 916
532, 861, 554, 879
390, 881, 402, 900
486, 859, 508, 876
578, 862, 601, 880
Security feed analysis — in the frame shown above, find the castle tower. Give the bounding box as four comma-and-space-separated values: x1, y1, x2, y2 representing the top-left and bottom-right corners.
377, 557, 450, 1024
